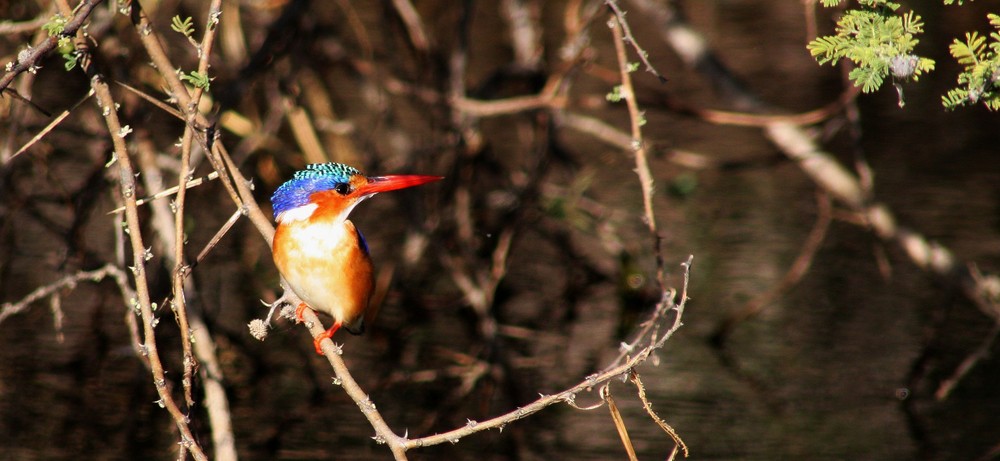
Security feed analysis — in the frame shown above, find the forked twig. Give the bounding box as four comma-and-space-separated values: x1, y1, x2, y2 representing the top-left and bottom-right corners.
605, 0, 666, 82
0, 265, 130, 326
58, 0, 208, 454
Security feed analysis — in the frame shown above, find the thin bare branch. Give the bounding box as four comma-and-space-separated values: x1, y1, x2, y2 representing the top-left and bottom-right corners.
194, 207, 244, 266
0, 15, 52, 35
609, 13, 665, 286
935, 320, 1000, 400
603, 384, 640, 461
108, 171, 220, 214
629, 370, 688, 456
8, 88, 92, 163
390, 0, 430, 53
0, 265, 129, 326
712, 192, 833, 345
299, 308, 409, 461
399, 257, 692, 451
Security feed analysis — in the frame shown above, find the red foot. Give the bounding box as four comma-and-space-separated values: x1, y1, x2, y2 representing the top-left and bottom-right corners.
295, 303, 309, 323
313, 322, 342, 355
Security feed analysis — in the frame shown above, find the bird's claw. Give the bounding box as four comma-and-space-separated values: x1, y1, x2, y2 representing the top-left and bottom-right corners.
313, 334, 330, 355
295, 302, 309, 323
313, 322, 341, 355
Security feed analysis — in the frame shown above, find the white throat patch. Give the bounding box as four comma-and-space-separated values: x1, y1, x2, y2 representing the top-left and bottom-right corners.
276, 203, 319, 223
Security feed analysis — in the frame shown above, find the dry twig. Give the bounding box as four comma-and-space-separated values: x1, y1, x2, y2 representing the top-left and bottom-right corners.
608, 13, 665, 286
0, 264, 130, 326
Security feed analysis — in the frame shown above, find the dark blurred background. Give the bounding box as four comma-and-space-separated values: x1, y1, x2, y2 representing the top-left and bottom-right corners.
1, 0, 999, 459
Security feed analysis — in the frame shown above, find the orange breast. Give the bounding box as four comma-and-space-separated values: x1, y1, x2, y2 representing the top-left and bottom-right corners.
273, 218, 374, 332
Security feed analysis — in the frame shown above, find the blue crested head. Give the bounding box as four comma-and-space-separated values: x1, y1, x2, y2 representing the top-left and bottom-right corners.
271, 163, 363, 219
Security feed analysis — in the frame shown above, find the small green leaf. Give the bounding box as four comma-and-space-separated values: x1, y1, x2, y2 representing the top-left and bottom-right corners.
180, 71, 211, 89
63, 52, 78, 71
171, 16, 196, 37
42, 14, 68, 36
849, 65, 884, 93
606, 85, 624, 103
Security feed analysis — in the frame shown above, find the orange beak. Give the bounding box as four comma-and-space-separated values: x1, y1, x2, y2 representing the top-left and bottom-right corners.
356, 175, 443, 195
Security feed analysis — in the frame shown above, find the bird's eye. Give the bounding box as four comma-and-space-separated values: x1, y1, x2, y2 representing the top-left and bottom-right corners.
334, 183, 351, 195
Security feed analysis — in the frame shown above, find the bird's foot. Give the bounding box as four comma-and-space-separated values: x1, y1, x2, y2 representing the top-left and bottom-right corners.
294, 303, 309, 323
313, 322, 342, 355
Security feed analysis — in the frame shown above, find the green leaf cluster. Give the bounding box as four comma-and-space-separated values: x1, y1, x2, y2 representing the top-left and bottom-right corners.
180, 70, 211, 90
43, 14, 80, 71
820, 0, 900, 8
808, 3, 934, 97
41, 14, 68, 36
606, 85, 624, 103
942, 14, 1000, 110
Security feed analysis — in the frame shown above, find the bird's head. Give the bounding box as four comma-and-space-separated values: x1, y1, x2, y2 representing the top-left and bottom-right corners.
271, 163, 442, 224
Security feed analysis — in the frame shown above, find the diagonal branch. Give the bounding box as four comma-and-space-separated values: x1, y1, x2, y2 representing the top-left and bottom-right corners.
0, 0, 104, 92
395, 256, 692, 452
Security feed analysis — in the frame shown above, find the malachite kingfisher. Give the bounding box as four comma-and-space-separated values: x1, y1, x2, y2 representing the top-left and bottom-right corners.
270, 162, 442, 354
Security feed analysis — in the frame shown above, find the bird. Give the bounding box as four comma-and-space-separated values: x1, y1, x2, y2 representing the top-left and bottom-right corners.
270, 162, 442, 354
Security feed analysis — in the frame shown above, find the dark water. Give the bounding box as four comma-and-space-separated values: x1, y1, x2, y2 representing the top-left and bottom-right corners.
2, 1, 999, 460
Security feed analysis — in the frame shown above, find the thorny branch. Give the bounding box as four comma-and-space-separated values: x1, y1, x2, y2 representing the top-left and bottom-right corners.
0, 0, 103, 92
247, 4, 692, 459
606, 0, 666, 82
36, 0, 211, 456
608, 12, 665, 287
8, 0, 241, 458
287, 257, 692, 459
129, 0, 237, 457
252, 2, 687, 459
89, 65, 210, 461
